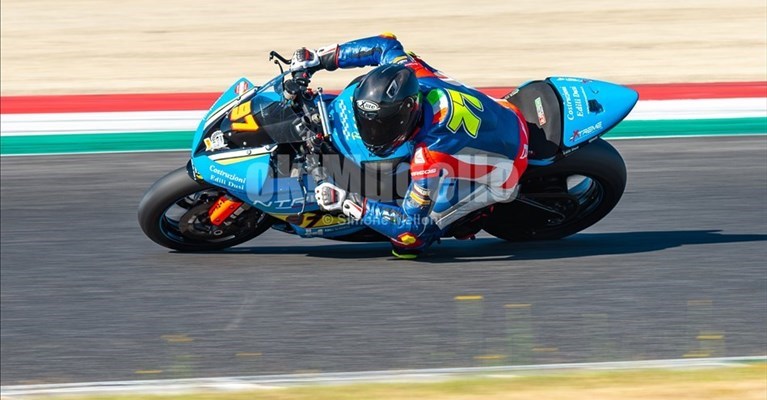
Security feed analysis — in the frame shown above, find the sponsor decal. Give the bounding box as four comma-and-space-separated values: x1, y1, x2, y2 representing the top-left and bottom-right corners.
251, 197, 309, 211
284, 212, 348, 229
204, 130, 226, 151
235, 81, 249, 96
427, 89, 449, 124
209, 165, 246, 191
534, 96, 547, 126
572, 86, 585, 119
407, 183, 431, 207
412, 183, 429, 196
570, 121, 603, 142
561, 85, 585, 121
561, 87, 572, 120
411, 168, 437, 177
356, 99, 380, 112
413, 147, 426, 164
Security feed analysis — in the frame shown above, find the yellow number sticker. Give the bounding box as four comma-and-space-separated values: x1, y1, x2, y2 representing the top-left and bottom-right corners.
445, 89, 484, 138
229, 101, 259, 132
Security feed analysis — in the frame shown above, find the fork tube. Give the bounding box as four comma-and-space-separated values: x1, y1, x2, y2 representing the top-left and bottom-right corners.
316, 88, 332, 138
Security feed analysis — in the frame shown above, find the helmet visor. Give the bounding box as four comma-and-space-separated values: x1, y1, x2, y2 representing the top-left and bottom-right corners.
355, 96, 419, 157
364, 129, 411, 157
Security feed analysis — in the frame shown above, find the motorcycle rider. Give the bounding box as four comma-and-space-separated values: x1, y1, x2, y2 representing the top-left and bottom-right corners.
291, 33, 529, 259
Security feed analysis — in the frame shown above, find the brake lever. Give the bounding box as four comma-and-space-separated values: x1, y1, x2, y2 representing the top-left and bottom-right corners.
269, 50, 291, 64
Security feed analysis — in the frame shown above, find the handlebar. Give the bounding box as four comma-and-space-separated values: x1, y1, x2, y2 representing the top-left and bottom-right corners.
269, 49, 315, 102
268, 50, 327, 141
268, 50, 334, 187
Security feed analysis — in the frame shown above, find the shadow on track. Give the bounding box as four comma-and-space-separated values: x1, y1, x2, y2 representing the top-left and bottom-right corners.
210, 230, 767, 262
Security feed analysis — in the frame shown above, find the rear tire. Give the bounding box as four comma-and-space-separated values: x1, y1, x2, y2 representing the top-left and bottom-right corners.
138, 167, 272, 251
484, 139, 626, 241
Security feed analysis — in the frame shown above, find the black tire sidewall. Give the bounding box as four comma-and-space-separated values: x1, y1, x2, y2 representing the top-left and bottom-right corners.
484, 139, 627, 241
137, 167, 270, 251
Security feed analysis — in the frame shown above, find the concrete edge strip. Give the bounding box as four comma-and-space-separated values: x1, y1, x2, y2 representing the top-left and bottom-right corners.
2, 355, 764, 397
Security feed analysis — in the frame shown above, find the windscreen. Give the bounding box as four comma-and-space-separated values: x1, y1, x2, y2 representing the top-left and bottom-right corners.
221, 75, 305, 147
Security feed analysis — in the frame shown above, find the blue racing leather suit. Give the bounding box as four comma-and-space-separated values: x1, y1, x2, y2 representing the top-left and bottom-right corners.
318, 34, 529, 257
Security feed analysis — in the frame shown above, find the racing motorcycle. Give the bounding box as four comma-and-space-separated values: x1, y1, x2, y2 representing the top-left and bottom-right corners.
138, 51, 638, 251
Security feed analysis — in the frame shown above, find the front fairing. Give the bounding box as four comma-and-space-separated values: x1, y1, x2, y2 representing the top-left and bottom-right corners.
187, 75, 366, 238
189, 74, 288, 199
193, 77, 257, 154
191, 74, 287, 156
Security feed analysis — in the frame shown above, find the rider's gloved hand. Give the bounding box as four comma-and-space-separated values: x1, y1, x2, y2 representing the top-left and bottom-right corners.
290, 48, 321, 72
341, 195, 365, 221
314, 182, 365, 220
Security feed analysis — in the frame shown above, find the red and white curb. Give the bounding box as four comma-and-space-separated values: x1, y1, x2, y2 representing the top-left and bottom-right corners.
1, 98, 765, 136
2, 82, 765, 136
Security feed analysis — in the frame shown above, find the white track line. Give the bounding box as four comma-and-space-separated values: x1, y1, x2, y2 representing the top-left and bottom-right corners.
628, 98, 767, 120
2, 356, 764, 398
0, 111, 204, 136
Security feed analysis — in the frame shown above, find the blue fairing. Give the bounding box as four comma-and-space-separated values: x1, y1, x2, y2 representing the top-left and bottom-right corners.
546, 77, 638, 148
188, 76, 365, 238
190, 76, 286, 197
188, 74, 635, 240
192, 77, 256, 153
327, 84, 413, 166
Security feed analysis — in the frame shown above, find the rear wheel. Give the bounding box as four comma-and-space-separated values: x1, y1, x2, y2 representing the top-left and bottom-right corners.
484, 139, 626, 241
138, 167, 272, 251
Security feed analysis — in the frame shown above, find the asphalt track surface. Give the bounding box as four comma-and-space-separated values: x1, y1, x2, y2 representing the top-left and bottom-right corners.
1, 136, 766, 384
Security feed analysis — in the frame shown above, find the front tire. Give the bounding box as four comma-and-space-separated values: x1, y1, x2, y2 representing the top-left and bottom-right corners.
484, 139, 627, 241
138, 167, 272, 251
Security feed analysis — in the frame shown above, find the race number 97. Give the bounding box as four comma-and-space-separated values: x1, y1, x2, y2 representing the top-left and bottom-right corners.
230, 102, 260, 131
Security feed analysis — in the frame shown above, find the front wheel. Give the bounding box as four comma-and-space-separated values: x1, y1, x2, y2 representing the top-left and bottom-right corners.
484, 139, 627, 241
138, 167, 272, 251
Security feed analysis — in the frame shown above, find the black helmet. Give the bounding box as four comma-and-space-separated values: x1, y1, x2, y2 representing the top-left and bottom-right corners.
353, 64, 421, 157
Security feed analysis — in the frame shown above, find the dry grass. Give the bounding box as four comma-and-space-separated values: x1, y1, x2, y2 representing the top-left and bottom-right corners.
2, 0, 766, 94
38, 363, 767, 400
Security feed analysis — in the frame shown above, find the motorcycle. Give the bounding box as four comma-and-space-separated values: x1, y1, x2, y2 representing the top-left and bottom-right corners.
138, 51, 638, 252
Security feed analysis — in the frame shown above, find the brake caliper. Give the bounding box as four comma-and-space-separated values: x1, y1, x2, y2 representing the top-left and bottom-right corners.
208, 196, 244, 226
